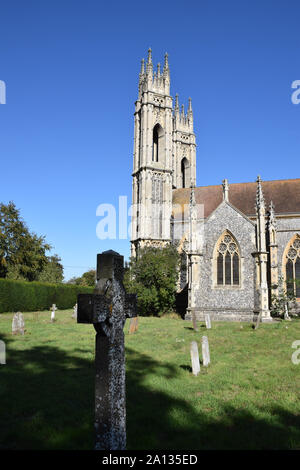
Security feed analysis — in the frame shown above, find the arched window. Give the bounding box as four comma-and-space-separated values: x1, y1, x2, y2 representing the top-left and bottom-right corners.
285, 235, 300, 297
181, 157, 190, 188
152, 124, 163, 162
215, 232, 240, 286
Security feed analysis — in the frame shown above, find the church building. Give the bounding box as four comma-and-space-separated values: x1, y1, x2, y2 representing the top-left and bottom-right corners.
131, 49, 300, 321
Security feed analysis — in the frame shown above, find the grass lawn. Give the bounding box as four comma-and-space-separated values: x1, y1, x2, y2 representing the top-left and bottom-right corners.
0, 310, 299, 450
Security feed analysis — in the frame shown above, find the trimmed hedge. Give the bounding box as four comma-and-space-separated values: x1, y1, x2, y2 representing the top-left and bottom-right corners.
0, 278, 93, 313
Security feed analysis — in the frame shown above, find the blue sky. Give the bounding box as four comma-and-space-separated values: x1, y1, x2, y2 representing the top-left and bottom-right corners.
0, 0, 299, 281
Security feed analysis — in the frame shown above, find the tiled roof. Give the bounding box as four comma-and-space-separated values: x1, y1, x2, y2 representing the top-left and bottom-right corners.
172, 178, 300, 219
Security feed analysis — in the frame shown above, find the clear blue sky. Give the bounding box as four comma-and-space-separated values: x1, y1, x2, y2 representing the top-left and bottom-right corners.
1, 0, 299, 281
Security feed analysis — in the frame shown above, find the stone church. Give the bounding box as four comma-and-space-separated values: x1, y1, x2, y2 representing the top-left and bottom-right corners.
130, 49, 300, 321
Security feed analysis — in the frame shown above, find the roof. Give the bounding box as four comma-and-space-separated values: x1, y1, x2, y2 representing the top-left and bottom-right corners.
172, 178, 300, 219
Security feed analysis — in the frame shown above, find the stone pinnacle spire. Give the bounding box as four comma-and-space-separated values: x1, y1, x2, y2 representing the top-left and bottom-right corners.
256, 175, 265, 212
146, 48, 153, 75
269, 200, 277, 228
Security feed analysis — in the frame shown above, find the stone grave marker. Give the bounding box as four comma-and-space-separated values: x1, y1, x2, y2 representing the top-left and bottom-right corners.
202, 335, 210, 367
72, 303, 78, 319
77, 250, 137, 450
128, 316, 138, 334
0, 340, 6, 364
204, 313, 211, 329
12, 312, 25, 335
190, 341, 200, 376
192, 311, 198, 331
284, 303, 291, 321
50, 304, 57, 322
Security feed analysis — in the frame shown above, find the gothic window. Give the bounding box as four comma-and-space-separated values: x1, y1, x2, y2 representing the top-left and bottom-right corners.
152, 124, 163, 162
215, 232, 240, 286
181, 157, 190, 188
285, 236, 300, 297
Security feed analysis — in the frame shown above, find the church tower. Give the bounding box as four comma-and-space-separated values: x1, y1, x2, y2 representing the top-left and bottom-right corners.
131, 49, 196, 257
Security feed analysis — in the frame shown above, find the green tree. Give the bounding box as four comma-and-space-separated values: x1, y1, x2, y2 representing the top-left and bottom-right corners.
37, 254, 64, 284
0, 202, 51, 281
67, 269, 96, 287
124, 245, 180, 317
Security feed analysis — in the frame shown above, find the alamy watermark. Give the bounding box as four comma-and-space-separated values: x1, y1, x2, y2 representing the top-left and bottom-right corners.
291, 80, 300, 104
291, 340, 300, 365
96, 196, 205, 249
0, 340, 6, 364
0, 80, 6, 104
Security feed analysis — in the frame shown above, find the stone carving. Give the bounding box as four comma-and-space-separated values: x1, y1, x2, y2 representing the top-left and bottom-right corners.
77, 250, 137, 450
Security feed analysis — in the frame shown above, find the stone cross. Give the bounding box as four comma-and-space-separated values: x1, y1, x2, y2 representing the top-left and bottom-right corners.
12, 312, 25, 335
190, 341, 200, 376
192, 311, 198, 331
77, 250, 137, 451
202, 336, 210, 367
50, 304, 57, 322
204, 313, 211, 329
128, 316, 138, 334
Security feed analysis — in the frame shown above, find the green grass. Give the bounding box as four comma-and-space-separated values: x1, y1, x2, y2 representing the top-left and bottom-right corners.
0, 310, 299, 449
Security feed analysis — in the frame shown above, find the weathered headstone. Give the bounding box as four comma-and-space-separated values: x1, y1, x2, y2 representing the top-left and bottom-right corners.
72, 303, 78, 319
77, 250, 137, 450
128, 316, 138, 334
50, 304, 57, 322
190, 341, 200, 376
202, 335, 210, 366
0, 340, 6, 364
12, 312, 25, 335
192, 311, 198, 331
204, 313, 211, 329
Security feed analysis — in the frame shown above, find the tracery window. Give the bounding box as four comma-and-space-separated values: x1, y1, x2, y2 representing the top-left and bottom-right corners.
285, 236, 300, 297
216, 232, 240, 286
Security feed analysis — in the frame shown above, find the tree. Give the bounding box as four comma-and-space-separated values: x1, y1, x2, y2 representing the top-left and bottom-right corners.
0, 202, 51, 281
270, 275, 298, 319
124, 245, 180, 316
67, 269, 96, 287
37, 254, 64, 284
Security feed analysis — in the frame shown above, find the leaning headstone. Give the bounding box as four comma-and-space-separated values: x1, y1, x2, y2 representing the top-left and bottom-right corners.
192, 311, 198, 331
202, 335, 210, 366
72, 303, 78, 319
204, 313, 211, 329
12, 312, 25, 335
190, 341, 200, 376
50, 304, 57, 322
77, 250, 137, 450
128, 316, 138, 334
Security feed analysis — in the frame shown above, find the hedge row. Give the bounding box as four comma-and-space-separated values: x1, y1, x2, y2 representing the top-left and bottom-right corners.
0, 278, 93, 313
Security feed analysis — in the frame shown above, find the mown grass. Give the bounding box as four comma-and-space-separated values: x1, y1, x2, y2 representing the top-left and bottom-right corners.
0, 310, 299, 449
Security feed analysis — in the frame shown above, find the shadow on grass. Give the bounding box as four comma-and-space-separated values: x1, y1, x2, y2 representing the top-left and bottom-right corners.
0, 335, 299, 450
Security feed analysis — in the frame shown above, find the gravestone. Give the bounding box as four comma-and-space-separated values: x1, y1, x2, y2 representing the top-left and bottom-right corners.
72, 303, 78, 319
77, 250, 137, 450
204, 313, 211, 329
202, 336, 210, 366
128, 316, 138, 334
192, 311, 198, 331
0, 340, 6, 364
284, 303, 291, 321
50, 304, 57, 322
12, 312, 25, 335
190, 341, 200, 376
